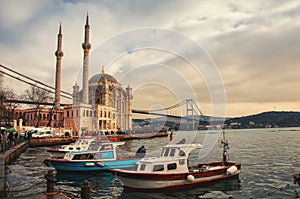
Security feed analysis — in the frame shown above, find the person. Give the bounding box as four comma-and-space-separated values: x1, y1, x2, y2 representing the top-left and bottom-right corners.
169, 130, 173, 142
135, 145, 146, 158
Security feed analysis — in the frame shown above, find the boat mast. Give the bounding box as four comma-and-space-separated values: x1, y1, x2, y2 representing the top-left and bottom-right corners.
221, 130, 229, 166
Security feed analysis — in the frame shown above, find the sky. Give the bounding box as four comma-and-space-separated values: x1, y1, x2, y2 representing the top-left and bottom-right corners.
0, 0, 300, 117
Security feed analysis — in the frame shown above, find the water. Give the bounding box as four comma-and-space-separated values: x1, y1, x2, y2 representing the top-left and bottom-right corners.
5, 127, 300, 198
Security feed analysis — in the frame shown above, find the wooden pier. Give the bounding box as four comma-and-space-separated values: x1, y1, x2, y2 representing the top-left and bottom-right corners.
29, 137, 76, 147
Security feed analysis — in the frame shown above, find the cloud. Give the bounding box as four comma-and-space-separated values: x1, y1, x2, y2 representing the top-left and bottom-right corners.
1, 0, 300, 116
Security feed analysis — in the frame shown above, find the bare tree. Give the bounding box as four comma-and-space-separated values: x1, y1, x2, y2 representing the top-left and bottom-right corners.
0, 80, 20, 127
22, 86, 54, 127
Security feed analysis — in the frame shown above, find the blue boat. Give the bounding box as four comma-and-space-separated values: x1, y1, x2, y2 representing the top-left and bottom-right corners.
44, 141, 139, 171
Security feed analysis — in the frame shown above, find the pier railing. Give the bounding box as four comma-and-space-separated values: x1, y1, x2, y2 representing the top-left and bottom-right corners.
0, 137, 25, 153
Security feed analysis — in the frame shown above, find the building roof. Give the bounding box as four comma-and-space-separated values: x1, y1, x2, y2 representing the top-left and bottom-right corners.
89, 73, 117, 84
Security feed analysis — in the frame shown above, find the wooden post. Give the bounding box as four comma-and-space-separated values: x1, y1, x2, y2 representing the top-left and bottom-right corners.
81, 180, 90, 199
44, 169, 57, 194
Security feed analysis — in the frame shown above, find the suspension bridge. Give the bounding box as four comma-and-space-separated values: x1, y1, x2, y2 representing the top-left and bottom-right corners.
0, 64, 208, 127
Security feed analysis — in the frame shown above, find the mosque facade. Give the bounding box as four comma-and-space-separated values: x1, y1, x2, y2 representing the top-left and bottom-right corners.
61, 15, 133, 134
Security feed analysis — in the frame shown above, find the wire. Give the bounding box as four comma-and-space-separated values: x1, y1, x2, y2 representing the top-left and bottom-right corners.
0, 64, 72, 97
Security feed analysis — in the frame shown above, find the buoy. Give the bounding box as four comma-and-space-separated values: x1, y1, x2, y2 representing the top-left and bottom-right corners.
85, 163, 95, 167
96, 162, 105, 167
226, 166, 238, 175
187, 174, 195, 182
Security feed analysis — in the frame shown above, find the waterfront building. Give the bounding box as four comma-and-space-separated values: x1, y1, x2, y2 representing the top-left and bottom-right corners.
11, 14, 133, 135
63, 14, 133, 134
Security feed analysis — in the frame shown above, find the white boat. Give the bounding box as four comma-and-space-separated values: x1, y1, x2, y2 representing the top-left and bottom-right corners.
44, 141, 139, 171
47, 137, 100, 158
109, 132, 241, 191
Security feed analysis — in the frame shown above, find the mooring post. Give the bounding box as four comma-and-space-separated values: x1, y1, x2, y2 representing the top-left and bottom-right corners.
44, 169, 57, 194
81, 180, 90, 199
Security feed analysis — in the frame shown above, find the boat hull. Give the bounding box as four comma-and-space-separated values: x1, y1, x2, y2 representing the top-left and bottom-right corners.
44, 158, 138, 172
111, 162, 241, 190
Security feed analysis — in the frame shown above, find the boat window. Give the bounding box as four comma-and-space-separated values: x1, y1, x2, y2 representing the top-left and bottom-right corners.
170, 149, 176, 157
68, 147, 74, 150
81, 154, 88, 159
100, 144, 113, 151
164, 148, 170, 157
160, 149, 165, 156
88, 144, 99, 151
76, 147, 81, 150
153, 164, 164, 172
179, 150, 186, 156
167, 163, 177, 170
140, 164, 146, 171
87, 154, 94, 159
73, 154, 81, 160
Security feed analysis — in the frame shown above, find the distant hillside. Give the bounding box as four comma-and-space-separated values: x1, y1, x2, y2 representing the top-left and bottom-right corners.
133, 111, 300, 129
225, 111, 300, 128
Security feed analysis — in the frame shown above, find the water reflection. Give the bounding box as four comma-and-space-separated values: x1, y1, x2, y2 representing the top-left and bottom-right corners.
55, 171, 122, 198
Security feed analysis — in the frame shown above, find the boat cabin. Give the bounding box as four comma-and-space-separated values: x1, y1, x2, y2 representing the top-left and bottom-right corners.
63, 141, 125, 161
135, 143, 202, 173
60, 138, 95, 151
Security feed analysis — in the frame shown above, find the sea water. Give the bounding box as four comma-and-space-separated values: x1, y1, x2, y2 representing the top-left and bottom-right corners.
5, 127, 300, 198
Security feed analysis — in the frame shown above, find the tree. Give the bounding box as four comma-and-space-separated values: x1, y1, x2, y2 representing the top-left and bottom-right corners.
0, 72, 20, 127
22, 86, 54, 127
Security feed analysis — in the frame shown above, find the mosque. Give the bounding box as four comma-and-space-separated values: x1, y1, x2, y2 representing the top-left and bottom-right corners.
61, 15, 133, 134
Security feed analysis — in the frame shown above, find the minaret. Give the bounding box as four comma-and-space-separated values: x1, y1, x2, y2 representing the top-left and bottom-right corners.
54, 23, 64, 109
82, 13, 91, 104
72, 82, 80, 103
101, 67, 110, 106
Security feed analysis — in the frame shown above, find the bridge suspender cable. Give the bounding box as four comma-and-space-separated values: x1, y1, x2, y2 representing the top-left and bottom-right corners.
0, 69, 72, 100
0, 64, 72, 97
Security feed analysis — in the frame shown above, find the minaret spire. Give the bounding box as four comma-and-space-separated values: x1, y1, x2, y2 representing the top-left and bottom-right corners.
54, 22, 64, 109
82, 13, 91, 104
86, 12, 89, 25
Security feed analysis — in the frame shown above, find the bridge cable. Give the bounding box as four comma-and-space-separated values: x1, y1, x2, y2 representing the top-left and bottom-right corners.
0, 64, 72, 96
0, 70, 72, 100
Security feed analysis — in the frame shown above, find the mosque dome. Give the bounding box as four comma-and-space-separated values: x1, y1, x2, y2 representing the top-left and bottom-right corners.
89, 73, 117, 84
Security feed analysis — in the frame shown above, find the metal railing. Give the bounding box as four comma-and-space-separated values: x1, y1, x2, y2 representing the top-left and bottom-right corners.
0, 137, 25, 153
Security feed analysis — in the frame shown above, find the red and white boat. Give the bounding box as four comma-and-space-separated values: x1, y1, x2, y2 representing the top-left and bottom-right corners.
109, 133, 241, 191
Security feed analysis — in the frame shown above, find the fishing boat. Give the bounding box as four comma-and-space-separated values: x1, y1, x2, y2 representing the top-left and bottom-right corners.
44, 141, 139, 171
109, 131, 241, 191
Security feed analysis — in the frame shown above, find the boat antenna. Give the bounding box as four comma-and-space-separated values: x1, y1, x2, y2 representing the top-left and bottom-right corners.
221, 129, 229, 166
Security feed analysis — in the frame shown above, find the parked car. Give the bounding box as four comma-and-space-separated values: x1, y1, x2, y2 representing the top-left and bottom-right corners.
31, 130, 53, 138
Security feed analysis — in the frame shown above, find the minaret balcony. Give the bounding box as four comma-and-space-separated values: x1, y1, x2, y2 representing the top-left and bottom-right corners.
82, 43, 91, 49
55, 51, 64, 57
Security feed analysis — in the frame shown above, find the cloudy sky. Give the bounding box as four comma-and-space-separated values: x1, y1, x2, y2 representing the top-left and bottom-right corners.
1, 0, 300, 117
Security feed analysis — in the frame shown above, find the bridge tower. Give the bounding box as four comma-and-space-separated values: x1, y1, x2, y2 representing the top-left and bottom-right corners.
82, 13, 91, 104
54, 23, 64, 109
186, 99, 196, 130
